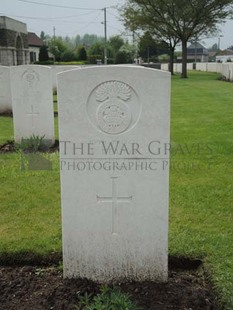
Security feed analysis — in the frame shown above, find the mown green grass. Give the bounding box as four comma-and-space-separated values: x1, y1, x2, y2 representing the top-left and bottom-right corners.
0, 71, 232, 309
0, 117, 13, 144
169, 71, 233, 309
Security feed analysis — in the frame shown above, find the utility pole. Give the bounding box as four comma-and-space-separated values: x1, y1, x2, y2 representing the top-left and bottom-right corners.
103, 7, 107, 65
218, 35, 223, 50
53, 26, 56, 39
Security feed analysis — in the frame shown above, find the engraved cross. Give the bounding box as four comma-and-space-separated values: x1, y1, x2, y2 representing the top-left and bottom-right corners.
26, 105, 39, 128
97, 177, 132, 235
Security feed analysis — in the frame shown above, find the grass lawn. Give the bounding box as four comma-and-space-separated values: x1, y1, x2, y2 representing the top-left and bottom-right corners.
0, 71, 232, 309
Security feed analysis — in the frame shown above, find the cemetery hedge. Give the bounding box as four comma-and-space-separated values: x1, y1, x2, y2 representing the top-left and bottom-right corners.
0, 71, 232, 309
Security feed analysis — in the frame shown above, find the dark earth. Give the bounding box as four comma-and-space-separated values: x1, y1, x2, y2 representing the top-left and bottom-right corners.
0, 256, 219, 310
0, 140, 59, 153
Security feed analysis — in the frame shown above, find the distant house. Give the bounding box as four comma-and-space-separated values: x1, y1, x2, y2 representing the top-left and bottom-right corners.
216, 49, 233, 62
187, 42, 209, 62
28, 32, 44, 63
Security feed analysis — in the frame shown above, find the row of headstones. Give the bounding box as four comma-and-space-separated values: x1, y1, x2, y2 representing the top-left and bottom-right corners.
161, 62, 233, 79
0, 65, 55, 144
1, 64, 171, 282
0, 64, 81, 112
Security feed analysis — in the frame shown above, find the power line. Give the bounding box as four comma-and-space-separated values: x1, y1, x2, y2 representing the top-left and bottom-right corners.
17, 0, 101, 11
78, 11, 103, 32
1, 14, 101, 25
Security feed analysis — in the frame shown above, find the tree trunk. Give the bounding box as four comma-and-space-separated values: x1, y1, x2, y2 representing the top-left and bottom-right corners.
181, 40, 188, 78
169, 47, 174, 75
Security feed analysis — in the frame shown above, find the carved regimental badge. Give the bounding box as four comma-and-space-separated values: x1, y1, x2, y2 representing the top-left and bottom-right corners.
22, 69, 39, 88
87, 80, 141, 135
95, 81, 132, 134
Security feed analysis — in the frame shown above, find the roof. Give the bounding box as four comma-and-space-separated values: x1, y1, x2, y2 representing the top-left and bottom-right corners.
187, 42, 208, 56
28, 32, 44, 47
216, 49, 233, 56
188, 42, 207, 50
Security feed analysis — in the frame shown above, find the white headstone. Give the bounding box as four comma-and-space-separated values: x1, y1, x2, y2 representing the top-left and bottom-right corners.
58, 66, 170, 282
11, 65, 54, 144
0, 66, 12, 113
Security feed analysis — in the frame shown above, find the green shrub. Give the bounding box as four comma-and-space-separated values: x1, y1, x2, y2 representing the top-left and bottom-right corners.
61, 50, 77, 62
34, 60, 55, 65
16, 135, 50, 153
77, 286, 141, 310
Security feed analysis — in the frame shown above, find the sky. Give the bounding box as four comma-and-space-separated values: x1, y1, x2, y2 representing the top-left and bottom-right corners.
1, 0, 233, 49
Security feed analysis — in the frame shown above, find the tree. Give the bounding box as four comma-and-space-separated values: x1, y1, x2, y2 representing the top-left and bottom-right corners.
138, 32, 172, 65
61, 50, 76, 62
209, 43, 218, 51
39, 45, 49, 62
40, 31, 46, 41
115, 50, 129, 64
74, 34, 81, 47
108, 35, 125, 52
117, 43, 137, 64
82, 34, 103, 46
78, 46, 87, 61
121, 0, 233, 78
48, 37, 68, 61
88, 41, 104, 63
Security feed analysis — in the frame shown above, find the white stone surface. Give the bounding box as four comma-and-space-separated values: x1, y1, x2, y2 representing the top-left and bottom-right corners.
0, 66, 12, 113
187, 63, 194, 70
161, 63, 169, 71
196, 62, 207, 71
58, 66, 170, 282
11, 65, 54, 144
174, 63, 182, 73
50, 65, 80, 90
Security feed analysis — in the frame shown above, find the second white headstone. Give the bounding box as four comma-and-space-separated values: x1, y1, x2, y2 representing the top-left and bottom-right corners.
11, 65, 54, 144
0, 66, 12, 113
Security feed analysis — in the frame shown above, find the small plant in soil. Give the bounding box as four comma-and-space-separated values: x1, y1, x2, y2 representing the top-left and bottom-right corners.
16, 135, 49, 153
76, 285, 141, 310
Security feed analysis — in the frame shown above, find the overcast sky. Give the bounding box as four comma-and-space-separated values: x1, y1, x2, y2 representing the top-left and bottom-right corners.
1, 0, 233, 49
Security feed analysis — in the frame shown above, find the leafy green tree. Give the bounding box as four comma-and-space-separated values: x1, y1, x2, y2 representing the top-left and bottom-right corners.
115, 43, 137, 64
48, 37, 68, 61
121, 0, 233, 78
138, 32, 170, 64
115, 50, 129, 64
88, 41, 104, 63
61, 50, 76, 62
108, 35, 125, 53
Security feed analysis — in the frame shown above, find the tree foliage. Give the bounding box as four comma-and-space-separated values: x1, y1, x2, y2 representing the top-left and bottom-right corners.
138, 32, 170, 63
78, 46, 87, 61
108, 35, 125, 52
121, 0, 233, 77
48, 37, 68, 61
39, 45, 49, 62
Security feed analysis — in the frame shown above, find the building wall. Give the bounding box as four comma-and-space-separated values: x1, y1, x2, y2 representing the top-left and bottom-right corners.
29, 46, 40, 63
0, 17, 29, 66
0, 16, 27, 33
